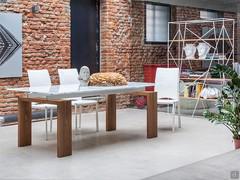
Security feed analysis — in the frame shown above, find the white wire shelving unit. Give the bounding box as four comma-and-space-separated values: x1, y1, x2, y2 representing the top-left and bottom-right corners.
167, 18, 235, 116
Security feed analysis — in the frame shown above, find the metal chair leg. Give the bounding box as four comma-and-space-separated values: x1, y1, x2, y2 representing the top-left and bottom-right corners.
74, 104, 78, 134
178, 102, 181, 128
96, 103, 99, 132
79, 105, 82, 128
45, 107, 48, 140
50, 108, 53, 132
172, 103, 176, 132
167, 105, 170, 113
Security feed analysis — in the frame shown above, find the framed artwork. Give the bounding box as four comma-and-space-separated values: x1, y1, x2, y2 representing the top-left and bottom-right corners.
0, 13, 22, 78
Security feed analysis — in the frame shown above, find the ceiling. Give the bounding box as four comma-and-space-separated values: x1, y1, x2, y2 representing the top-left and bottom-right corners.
133, 0, 240, 12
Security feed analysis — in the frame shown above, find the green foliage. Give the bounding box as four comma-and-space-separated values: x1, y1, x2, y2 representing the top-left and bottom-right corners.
203, 64, 240, 139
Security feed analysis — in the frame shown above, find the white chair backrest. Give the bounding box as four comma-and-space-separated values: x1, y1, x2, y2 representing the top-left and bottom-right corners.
58, 68, 80, 85
154, 68, 180, 100
27, 69, 52, 87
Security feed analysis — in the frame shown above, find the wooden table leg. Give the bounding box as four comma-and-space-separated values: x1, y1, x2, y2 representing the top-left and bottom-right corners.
106, 94, 116, 131
57, 100, 72, 158
18, 97, 32, 147
146, 92, 158, 138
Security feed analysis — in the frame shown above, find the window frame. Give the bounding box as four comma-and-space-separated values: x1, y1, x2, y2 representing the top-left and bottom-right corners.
200, 9, 224, 19
144, 2, 171, 45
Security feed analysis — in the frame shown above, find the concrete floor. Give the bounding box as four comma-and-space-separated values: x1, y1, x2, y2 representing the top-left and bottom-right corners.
145, 150, 240, 180
0, 108, 234, 180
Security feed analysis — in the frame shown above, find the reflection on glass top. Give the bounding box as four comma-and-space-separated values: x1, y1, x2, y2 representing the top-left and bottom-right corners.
8, 82, 155, 95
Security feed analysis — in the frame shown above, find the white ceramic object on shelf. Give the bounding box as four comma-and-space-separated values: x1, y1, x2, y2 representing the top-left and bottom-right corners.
183, 44, 196, 59
200, 87, 220, 99
197, 42, 210, 60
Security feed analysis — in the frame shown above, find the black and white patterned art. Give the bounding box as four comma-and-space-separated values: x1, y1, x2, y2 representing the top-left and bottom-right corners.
0, 13, 22, 78
0, 25, 21, 65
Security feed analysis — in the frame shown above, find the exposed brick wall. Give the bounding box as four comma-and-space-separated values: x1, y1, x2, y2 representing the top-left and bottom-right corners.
0, 1, 71, 115
100, 1, 170, 106
100, 0, 131, 78
129, 2, 169, 83
0, 0, 239, 116
100, 0, 132, 107
0, 0, 132, 115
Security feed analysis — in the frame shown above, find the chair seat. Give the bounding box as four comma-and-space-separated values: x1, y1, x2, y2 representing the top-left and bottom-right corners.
32, 103, 57, 109
72, 99, 97, 106
157, 98, 178, 105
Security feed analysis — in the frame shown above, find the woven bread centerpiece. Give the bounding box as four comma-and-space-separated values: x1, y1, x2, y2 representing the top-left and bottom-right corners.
89, 72, 128, 86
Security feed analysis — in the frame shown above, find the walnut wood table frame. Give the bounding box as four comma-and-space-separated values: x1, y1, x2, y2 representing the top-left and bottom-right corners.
18, 91, 157, 158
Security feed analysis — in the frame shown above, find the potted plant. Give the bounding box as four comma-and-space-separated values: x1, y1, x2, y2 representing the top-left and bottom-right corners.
203, 64, 240, 149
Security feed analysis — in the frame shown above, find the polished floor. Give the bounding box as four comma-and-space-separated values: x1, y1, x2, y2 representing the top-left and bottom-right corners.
145, 150, 240, 180
0, 109, 234, 180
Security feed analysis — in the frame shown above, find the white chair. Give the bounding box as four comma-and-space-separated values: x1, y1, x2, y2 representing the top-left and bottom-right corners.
27, 69, 57, 140
154, 68, 181, 132
58, 68, 99, 132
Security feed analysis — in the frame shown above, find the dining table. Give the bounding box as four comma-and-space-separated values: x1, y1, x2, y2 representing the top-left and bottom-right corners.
8, 82, 158, 158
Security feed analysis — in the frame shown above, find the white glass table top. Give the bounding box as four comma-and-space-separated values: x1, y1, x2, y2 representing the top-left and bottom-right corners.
8, 82, 155, 99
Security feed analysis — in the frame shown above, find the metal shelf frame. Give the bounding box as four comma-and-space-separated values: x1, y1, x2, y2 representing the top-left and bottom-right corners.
167, 18, 235, 116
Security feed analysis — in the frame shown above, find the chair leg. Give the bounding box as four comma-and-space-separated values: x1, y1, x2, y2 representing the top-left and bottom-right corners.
172, 103, 176, 132
79, 105, 82, 128
178, 102, 181, 128
74, 104, 78, 134
50, 108, 53, 133
167, 105, 170, 113
45, 108, 48, 141
96, 103, 99, 132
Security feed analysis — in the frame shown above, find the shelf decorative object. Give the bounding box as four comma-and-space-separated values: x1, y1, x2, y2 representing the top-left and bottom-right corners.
167, 18, 235, 116
79, 66, 90, 86
197, 43, 210, 60
200, 87, 220, 99
183, 44, 196, 59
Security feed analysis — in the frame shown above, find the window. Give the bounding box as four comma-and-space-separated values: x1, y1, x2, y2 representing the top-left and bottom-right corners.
200, 10, 223, 19
200, 10, 224, 38
145, 3, 170, 44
